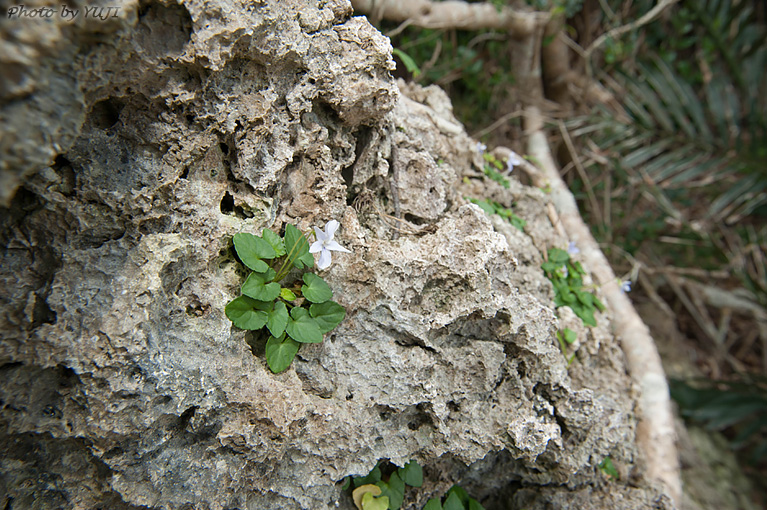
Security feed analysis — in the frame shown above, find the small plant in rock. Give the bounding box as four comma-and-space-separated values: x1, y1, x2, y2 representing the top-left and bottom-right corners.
342, 460, 424, 510
481, 152, 510, 188
423, 485, 486, 510
225, 222, 348, 373
542, 247, 605, 327
556, 327, 577, 367
598, 456, 619, 480
466, 197, 526, 232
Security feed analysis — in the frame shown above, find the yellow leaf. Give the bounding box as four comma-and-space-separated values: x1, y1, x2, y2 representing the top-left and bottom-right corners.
352, 484, 382, 510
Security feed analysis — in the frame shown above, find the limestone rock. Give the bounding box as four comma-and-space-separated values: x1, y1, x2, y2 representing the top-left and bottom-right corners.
0, 1, 669, 509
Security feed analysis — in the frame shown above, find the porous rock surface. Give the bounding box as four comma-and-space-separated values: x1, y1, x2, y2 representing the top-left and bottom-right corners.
0, 1, 670, 509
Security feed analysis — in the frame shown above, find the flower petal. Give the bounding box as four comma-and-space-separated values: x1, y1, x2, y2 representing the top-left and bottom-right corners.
309, 240, 323, 253
325, 220, 340, 239
317, 249, 332, 270
313, 226, 327, 242
324, 240, 351, 253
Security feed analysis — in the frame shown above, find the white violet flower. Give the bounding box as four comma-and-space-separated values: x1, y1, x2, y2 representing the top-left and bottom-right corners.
477, 142, 487, 156
507, 152, 523, 174
620, 280, 632, 293
310, 220, 351, 270
567, 241, 580, 255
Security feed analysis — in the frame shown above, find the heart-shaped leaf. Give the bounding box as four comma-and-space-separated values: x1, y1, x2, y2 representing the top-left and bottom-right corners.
354, 464, 382, 487
265, 333, 300, 373
423, 498, 443, 510
267, 301, 288, 338
301, 272, 332, 303
360, 492, 388, 510
286, 306, 323, 343
446, 486, 470, 505
376, 472, 404, 510
352, 485, 382, 510
398, 460, 423, 487
284, 224, 314, 270
310, 300, 346, 333
225, 296, 269, 330
242, 269, 281, 301
262, 228, 286, 257
443, 492, 464, 510
280, 288, 297, 301
233, 233, 276, 272
548, 247, 570, 265
468, 498, 486, 510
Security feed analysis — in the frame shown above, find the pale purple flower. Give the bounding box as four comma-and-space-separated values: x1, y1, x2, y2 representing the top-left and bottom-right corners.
567, 241, 580, 255
310, 220, 351, 270
477, 142, 487, 156
507, 152, 523, 173
620, 280, 632, 293
557, 265, 569, 279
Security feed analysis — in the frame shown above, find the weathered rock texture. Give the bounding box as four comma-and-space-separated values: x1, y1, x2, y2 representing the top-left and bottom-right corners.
1, 1, 670, 509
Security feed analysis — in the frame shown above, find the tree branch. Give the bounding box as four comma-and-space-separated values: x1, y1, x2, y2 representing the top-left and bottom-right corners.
351, 0, 548, 40
584, 0, 680, 63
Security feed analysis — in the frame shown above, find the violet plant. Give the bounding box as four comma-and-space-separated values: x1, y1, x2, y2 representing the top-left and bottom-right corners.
225, 222, 349, 373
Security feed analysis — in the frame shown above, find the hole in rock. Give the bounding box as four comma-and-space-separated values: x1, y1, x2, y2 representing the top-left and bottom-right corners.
220, 191, 235, 214
89, 98, 124, 130
30, 292, 57, 328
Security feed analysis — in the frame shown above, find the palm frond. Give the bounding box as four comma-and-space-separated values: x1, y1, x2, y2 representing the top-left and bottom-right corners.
570, 50, 767, 225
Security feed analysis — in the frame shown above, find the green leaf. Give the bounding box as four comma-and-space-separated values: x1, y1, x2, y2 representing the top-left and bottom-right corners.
262, 228, 286, 257
443, 492, 464, 510
594, 296, 606, 312
598, 457, 619, 480
284, 224, 314, 270
541, 261, 560, 275
468, 498, 485, 510
446, 486, 469, 506
576, 290, 594, 307
561, 328, 577, 344
398, 460, 423, 487
301, 272, 333, 303
354, 465, 382, 487
280, 288, 297, 301
467, 197, 495, 216
376, 472, 404, 510
576, 306, 597, 327
233, 233, 276, 272
423, 498, 443, 510
286, 307, 323, 343
310, 300, 346, 334
548, 248, 570, 265
265, 333, 300, 373
267, 301, 288, 338
242, 270, 281, 302
361, 492, 389, 510
392, 48, 422, 77
225, 296, 269, 330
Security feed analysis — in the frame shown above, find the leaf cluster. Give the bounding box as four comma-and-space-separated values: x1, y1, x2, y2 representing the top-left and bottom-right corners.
466, 197, 526, 232
225, 225, 345, 373
481, 153, 510, 189
542, 248, 605, 327
343, 461, 485, 510
343, 460, 423, 510
670, 377, 767, 463
422, 485, 485, 510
